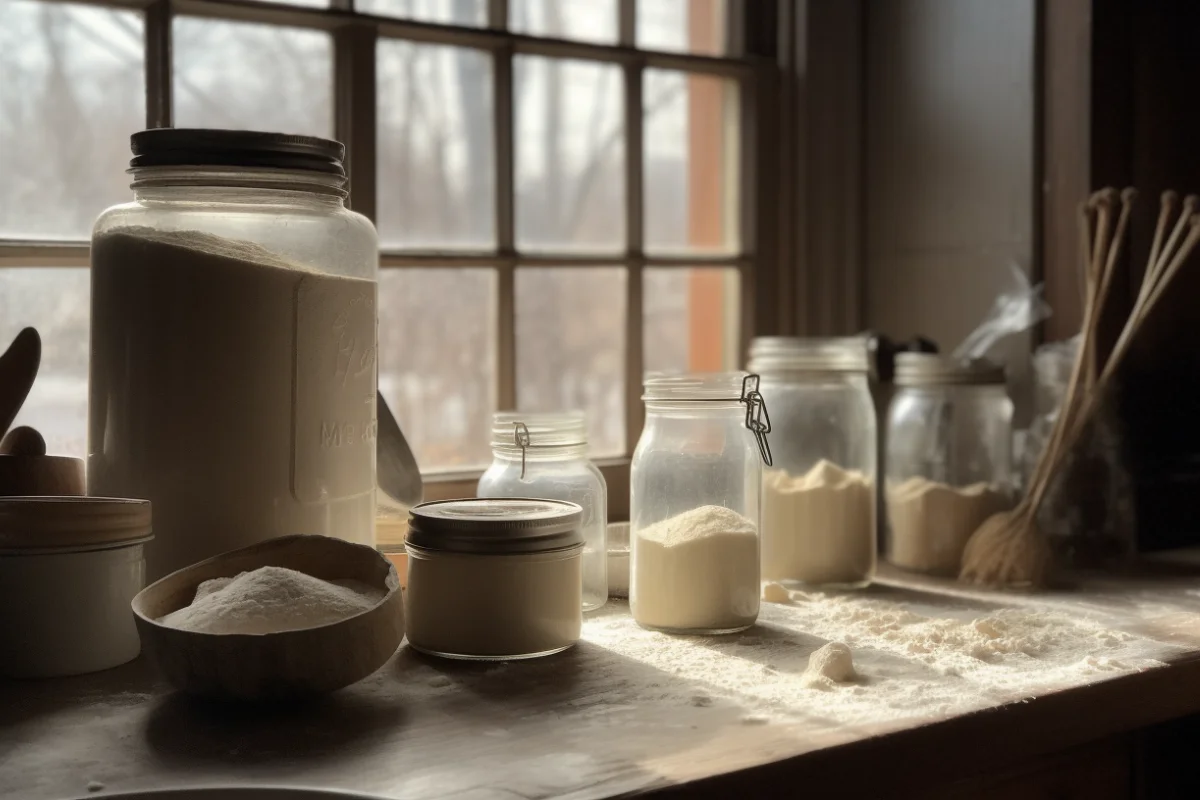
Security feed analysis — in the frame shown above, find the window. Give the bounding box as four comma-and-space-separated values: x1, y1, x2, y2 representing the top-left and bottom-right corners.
0, 0, 759, 498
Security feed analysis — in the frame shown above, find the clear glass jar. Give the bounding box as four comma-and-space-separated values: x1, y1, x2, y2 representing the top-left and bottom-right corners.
630, 372, 770, 635
89, 129, 379, 580
885, 354, 1014, 576
477, 411, 607, 611
748, 337, 877, 589
405, 498, 584, 661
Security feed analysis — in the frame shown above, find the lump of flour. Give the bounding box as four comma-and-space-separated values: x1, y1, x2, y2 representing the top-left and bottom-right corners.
158, 566, 384, 634
762, 582, 792, 604
803, 642, 858, 690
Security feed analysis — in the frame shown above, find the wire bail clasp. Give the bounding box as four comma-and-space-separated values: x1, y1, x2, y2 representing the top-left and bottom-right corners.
513, 421, 532, 479
741, 373, 773, 467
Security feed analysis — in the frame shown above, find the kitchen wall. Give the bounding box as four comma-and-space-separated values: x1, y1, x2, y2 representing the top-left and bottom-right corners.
863, 0, 1037, 421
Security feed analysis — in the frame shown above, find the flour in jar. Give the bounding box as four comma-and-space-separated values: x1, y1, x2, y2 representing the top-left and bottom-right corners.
89, 227, 377, 579
761, 460, 875, 587
632, 505, 760, 633
886, 477, 1012, 575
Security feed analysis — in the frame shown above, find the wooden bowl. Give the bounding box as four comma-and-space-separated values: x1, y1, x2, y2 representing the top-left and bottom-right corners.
132, 535, 404, 701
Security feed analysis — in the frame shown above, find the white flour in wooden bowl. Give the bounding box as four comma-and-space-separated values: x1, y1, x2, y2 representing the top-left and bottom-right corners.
159, 566, 383, 634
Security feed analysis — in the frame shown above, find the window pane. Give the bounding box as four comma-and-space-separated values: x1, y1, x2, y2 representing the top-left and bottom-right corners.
378, 42, 494, 250
0, 269, 90, 459
357, 0, 486, 25
510, 0, 617, 44
516, 268, 626, 457
0, 1, 144, 239
644, 69, 739, 254
174, 19, 332, 137
378, 269, 496, 471
638, 0, 726, 56
644, 267, 740, 374
516, 57, 625, 252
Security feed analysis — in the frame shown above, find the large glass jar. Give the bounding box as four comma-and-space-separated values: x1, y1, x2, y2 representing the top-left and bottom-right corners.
477, 411, 607, 611
748, 337, 877, 589
885, 354, 1014, 576
630, 373, 770, 635
89, 129, 379, 580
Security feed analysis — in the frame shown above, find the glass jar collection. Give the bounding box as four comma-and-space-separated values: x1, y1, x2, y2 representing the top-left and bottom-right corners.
87, 130, 1025, 665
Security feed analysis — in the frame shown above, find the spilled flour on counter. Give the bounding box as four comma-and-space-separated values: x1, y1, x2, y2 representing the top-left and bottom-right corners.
576, 589, 1183, 727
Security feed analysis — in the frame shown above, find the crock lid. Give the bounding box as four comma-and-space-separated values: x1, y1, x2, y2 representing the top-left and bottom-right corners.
0, 497, 153, 550
748, 336, 870, 373
894, 353, 1006, 386
130, 129, 346, 178
406, 498, 583, 555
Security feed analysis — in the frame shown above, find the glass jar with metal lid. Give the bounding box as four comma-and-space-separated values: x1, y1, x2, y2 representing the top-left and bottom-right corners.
630, 372, 771, 635
477, 411, 607, 611
405, 498, 584, 660
747, 337, 877, 589
90, 129, 378, 581
885, 354, 1014, 576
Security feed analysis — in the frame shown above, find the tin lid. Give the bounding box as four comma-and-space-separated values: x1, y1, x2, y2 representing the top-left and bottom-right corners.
406, 498, 584, 555
748, 336, 870, 373
130, 129, 346, 178
894, 353, 1006, 386
0, 497, 153, 551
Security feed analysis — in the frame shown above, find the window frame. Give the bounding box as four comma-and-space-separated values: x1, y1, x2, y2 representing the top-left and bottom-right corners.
0, 0, 786, 519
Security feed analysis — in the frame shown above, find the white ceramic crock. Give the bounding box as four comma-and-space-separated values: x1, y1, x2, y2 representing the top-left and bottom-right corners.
0, 496, 152, 678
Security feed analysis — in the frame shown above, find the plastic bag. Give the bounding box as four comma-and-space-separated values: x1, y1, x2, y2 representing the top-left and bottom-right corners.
952, 259, 1052, 361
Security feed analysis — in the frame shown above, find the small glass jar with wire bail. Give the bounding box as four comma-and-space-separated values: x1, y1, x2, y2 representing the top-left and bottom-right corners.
477, 411, 607, 611
630, 372, 772, 635
748, 337, 877, 589
885, 354, 1014, 576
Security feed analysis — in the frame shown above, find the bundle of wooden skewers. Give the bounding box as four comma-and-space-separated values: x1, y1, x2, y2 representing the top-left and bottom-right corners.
960, 188, 1200, 588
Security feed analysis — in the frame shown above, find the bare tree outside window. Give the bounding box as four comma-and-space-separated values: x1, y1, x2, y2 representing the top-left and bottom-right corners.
0, 0, 749, 488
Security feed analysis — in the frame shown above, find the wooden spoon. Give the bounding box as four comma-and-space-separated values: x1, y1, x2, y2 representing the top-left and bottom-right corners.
0, 327, 41, 439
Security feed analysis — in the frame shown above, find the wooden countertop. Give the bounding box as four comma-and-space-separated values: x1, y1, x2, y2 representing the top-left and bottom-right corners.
6, 559, 1200, 800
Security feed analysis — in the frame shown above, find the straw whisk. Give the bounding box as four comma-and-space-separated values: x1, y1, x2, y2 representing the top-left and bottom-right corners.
960, 188, 1200, 587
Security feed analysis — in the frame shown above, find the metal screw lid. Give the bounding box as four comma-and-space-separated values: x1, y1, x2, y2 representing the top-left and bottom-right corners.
130, 129, 347, 178
406, 498, 584, 555
748, 336, 871, 373
893, 353, 1007, 386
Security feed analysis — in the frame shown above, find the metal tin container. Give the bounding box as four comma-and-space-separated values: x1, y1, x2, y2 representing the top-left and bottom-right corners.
404, 498, 584, 660
0, 497, 152, 677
